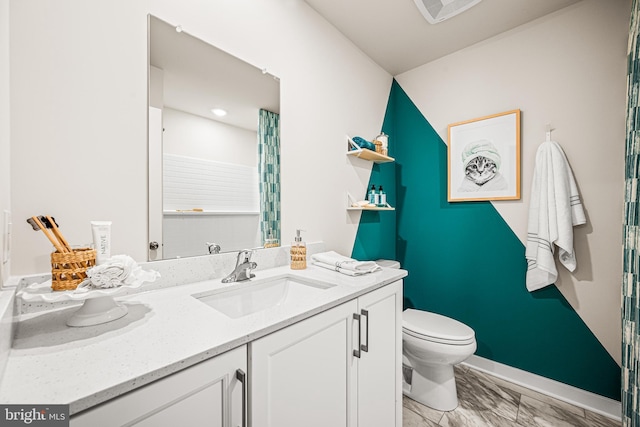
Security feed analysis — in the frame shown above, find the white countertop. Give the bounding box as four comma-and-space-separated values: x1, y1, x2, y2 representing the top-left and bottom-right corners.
0, 265, 406, 414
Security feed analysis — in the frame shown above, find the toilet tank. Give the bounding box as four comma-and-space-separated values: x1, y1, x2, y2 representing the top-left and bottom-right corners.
376, 259, 401, 269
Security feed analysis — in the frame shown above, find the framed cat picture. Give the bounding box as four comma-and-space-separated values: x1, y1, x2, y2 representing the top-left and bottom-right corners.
447, 109, 521, 202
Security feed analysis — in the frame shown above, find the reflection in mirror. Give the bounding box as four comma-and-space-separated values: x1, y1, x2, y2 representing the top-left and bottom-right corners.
148, 16, 281, 260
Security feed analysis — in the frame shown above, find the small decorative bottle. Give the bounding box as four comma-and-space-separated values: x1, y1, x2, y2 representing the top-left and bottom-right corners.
378, 185, 386, 207
290, 229, 307, 270
368, 184, 377, 205
375, 132, 389, 156
264, 230, 280, 248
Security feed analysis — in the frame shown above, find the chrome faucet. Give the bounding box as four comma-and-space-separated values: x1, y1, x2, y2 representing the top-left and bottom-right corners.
206, 242, 221, 254
222, 249, 257, 283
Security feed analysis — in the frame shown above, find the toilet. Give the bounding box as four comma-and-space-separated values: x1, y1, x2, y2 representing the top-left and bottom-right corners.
377, 260, 477, 412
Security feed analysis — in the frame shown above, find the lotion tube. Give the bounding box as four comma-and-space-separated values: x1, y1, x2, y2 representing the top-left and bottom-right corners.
91, 221, 112, 265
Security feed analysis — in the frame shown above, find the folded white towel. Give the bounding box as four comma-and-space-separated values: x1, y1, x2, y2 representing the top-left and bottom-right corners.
525, 141, 586, 292
311, 251, 381, 276
76, 255, 160, 291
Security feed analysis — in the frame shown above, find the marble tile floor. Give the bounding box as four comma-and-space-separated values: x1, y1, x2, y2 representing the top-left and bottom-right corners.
403, 365, 621, 427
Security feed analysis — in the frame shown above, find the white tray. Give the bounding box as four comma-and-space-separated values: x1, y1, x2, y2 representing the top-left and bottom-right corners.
17, 281, 143, 327
17, 280, 142, 303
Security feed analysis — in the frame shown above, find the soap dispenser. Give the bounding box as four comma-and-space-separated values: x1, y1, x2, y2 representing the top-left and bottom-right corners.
378, 185, 386, 207
290, 229, 307, 270
368, 184, 377, 205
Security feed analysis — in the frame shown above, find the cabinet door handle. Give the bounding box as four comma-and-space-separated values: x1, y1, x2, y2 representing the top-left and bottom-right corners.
353, 313, 361, 358
361, 309, 369, 353
236, 369, 247, 427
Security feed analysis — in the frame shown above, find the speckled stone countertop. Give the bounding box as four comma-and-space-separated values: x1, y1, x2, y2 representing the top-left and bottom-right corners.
0, 252, 406, 415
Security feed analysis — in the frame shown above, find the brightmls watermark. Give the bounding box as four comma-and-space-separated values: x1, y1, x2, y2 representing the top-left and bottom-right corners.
1, 405, 68, 426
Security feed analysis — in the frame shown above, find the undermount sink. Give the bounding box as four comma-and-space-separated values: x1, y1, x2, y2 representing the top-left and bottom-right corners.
193, 275, 335, 319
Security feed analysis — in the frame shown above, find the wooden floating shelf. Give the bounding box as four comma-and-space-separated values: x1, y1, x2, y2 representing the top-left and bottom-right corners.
346, 136, 395, 163
346, 148, 395, 163
347, 206, 395, 211
346, 191, 394, 211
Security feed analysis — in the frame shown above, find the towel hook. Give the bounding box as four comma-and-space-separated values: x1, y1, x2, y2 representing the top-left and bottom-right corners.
545, 124, 553, 142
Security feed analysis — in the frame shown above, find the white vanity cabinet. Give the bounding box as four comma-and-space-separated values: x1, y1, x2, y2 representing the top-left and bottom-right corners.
70, 345, 247, 427
250, 281, 402, 427
67, 280, 402, 427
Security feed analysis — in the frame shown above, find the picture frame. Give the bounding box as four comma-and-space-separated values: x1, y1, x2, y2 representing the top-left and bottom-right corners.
447, 109, 521, 202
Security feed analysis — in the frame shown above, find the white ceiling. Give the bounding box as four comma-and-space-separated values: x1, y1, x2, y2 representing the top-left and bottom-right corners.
304, 0, 582, 75
149, 1, 581, 130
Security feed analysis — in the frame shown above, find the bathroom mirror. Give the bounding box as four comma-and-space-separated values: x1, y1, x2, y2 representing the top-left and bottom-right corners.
148, 15, 281, 260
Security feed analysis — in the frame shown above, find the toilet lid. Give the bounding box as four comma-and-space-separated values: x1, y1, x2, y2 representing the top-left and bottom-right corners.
403, 309, 475, 344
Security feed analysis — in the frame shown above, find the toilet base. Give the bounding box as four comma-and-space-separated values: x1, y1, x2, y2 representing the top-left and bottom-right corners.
402, 363, 459, 412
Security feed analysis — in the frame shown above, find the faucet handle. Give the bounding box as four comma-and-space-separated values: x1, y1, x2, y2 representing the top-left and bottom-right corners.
237, 249, 252, 263
206, 242, 221, 254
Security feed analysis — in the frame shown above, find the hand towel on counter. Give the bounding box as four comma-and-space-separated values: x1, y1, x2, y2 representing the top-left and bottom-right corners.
311, 251, 382, 276
525, 140, 586, 292
76, 254, 160, 291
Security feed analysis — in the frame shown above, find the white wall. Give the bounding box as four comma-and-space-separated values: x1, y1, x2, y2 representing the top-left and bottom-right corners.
162, 153, 258, 212
396, 0, 629, 363
9, 0, 149, 274
160, 109, 261, 257
163, 108, 257, 167
0, 0, 10, 287
163, 214, 260, 258
8, 0, 392, 276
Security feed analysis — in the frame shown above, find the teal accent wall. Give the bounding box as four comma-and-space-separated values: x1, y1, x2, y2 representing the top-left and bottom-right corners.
353, 80, 621, 400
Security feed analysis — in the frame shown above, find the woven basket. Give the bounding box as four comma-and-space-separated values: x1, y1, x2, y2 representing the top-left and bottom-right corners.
51, 248, 96, 291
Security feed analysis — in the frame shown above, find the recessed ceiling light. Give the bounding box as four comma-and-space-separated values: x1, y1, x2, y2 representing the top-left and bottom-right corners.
211, 108, 227, 117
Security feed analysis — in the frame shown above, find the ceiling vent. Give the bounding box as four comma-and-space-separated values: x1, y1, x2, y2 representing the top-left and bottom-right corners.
413, 0, 483, 24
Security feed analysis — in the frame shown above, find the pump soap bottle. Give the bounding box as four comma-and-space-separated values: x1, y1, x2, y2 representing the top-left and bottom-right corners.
368, 184, 377, 205
378, 185, 386, 207
290, 229, 307, 270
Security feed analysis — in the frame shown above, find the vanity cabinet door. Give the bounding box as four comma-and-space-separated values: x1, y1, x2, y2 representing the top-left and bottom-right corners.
70, 345, 247, 427
250, 300, 358, 427
355, 280, 402, 427
249, 280, 402, 427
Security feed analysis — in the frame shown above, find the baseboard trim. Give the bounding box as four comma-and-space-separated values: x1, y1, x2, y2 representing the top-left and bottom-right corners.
461, 355, 621, 422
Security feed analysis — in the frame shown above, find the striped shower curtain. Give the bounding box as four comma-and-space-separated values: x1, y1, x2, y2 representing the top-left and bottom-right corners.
623, 1, 640, 425
258, 109, 281, 245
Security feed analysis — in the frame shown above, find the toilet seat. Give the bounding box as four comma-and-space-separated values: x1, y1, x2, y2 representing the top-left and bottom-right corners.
403, 309, 475, 345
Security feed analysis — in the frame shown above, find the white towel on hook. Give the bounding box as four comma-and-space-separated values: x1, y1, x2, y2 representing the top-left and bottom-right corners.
525, 140, 586, 292
311, 251, 381, 276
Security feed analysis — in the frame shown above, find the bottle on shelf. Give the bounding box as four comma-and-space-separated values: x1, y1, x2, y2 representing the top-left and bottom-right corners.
368, 185, 377, 205
378, 185, 386, 207
374, 132, 389, 156
264, 229, 279, 248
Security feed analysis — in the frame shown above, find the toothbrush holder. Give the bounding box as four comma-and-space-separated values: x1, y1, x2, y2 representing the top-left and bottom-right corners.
51, 247, 97, 291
